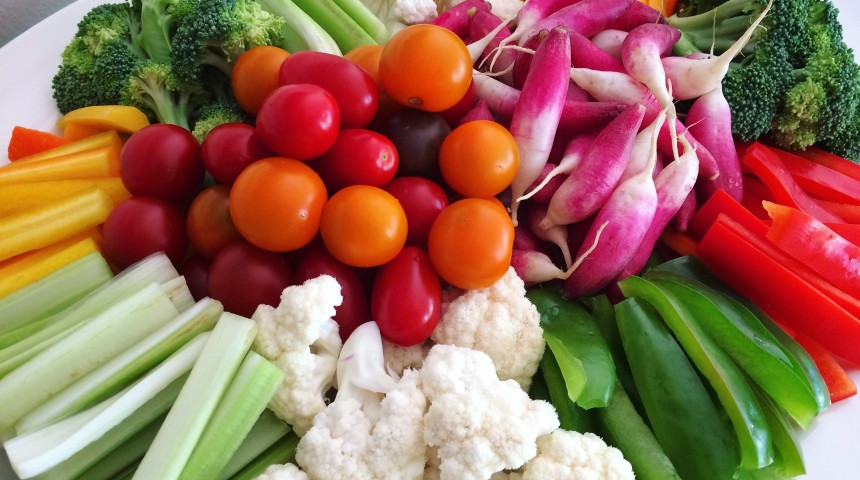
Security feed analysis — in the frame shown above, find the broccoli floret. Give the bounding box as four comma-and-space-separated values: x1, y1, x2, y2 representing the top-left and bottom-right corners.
191, 100, 249, 142
136, 0, 195, 63
120, 60, 207, 129
170, 0, 285, 83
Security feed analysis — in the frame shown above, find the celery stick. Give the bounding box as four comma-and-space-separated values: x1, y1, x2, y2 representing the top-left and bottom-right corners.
330, 0, 389, 43
291, 0, 377, 51
0, 252, 112, 339
217, 410, 291, 480
160, 275, 195, 312
66, 415, 161, 480
0, 253, 179, 377
133, 313, 258, 480
4, 335, 206, 479
257, 0, 341, 54
0, 282, 181, 438
229, 432, 301, 480
180, 351, 284, 479
17, 298, 223, 434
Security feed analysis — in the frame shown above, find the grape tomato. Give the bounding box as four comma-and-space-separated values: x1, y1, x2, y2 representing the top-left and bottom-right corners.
207, 240, 294, 318
201, 122, 273, 185
102, 197, 189, 270
255, 84, 340, 161
383, 176, 448, 248
311, 129, 398, 191
120, 124, 204, 203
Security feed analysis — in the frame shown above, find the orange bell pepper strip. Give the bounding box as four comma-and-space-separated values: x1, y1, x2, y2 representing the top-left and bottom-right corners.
6, 126, 68, 161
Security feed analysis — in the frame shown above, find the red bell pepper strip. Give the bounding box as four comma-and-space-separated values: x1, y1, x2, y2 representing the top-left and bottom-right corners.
764, 201, 860, 300
795, 146, 860, 183
658, 228, 698, 257
741, 142, 844, 223
769, 148, 860, 206
793, 333, 857, 403
813, 199, 860, 224
695, 215, 860, 366
828, 223, 860, 247
740, 174, 775, 220
688, 188, 768, 240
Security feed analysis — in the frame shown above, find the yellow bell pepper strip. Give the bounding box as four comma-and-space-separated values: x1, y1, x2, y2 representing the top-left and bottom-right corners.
0, 178, 130, 216
696, 214, 860, 366
62, 122, 107, 141
12, 130, 123, 164
615, 297, 740, 480
0, 146, 120, 186
794, 333, 857, 403
57, 105, 150, 135
0, 186, 113, 263
0, 235, 101, 299
619, 276, 773, 470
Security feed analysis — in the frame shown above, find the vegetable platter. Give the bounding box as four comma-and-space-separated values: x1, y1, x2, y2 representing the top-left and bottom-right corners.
2, 0, 860, 478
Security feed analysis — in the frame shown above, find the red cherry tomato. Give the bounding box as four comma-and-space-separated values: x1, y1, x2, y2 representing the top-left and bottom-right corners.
102, 197, 188, 269
311, 129, 398, 191
201, 122, 273, 185
120, 124, 204, 203
256, 84, 340, 161
437, 78, 476, 128
207, 241, 294, 318
279, 51, 378, 129
186, 184, 242, 259
371, 246, 441, 346
293, 245, 370, 341
383, 176, 449, 248
180, 254, 210, 301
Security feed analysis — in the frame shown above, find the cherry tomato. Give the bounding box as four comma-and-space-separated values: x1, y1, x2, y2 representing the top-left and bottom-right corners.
102, 197, 188, 269
256, 84, 340, 161
187, 184, 242, 259
379, 24, 472, 112
230, 157, 328, 252
120, 124, 204, 203
383, 176, 448, 248
375, 108, 450, 181
201, 122, 273, 185
232, 45, 291, 116
439, 119, 519, 198
208, 241, 293, 318
344, 44, 401, 123
371, 246, 441, 346
180, 254, 210, 301
279, 51, 378, 129
311, 129, 398, 191
320, 185, 407, 268
428, 197, 514, 289
293, 245, 370, 341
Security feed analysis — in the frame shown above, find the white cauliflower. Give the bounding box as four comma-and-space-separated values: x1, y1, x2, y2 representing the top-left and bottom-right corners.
254, 463, 309, 480
431, 267, 545, 390
252, 275, 344, 435
421, 344, 560, 480
363, 0, 439, 37
517, 430, 634, 479
382, 338, 431, 375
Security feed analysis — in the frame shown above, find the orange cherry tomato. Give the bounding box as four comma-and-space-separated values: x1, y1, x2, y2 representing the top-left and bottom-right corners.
232, 46, 290, 116
320, 185, 408, 267
439, 119, 519, 198
378, 24, 472, 112
428, 197, 514, 290
230, 157, 327, 252
345, 44, 401, 122
186, 184, 243, 259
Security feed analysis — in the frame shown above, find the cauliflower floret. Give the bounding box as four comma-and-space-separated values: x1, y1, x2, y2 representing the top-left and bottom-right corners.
421, 344, 560, 480
518, 430, 634, 480
364, 0, 439, 36
254, 463, 309, 480
431, 267, 545, 390
382, 338, 431, 376
252, 275, 344, 435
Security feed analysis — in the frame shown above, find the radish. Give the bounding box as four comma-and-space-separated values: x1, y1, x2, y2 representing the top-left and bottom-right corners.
468, 6, 517, 77
458, 99, 495, 124
662, 0, 773, 100
488, 0, 583, 69
510, 249, 569, 287
526, 202, 573, 268
673, 188, 697, 231
511, 33, 543, 89
567, 82, 590, 102
568, 30, 626, 73
522, 0, 637, 47
504, 27, 572, 225
519, 130, 598, 202
569, 67, 654, 106
685, 85, 743, 201
562, 107, 665, 298
540, 103, 646, 229
523, 162, 568, 205
432, 0, 490, 38
590, 29, 627, 61
619, 110, 669, 183
608, 0, 665, 31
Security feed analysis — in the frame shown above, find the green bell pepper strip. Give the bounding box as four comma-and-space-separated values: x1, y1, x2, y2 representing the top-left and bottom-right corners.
754, 390, 805, 477
619, 275, 773, 470
527, 289, 616, 409
615, 297, 739, 480
648, 255, 830, 414
643, 273, 821, 429
537, 346, 598, 433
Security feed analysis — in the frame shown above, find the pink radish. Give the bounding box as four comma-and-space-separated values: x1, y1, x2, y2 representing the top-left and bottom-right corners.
458, 99, 495, 124
540, 103, 646, 229
432, 0, 490, 38
662, 0, 772, 100
522, 0, 637, 47
523, 162, 569, 205
511, 33, 543, 89
562, 108, 665, 298
526, 202, 573, 268
673, 189, 697, 231
511, 249, 570, 287
619, 110, 669, 183
519, 130, 598, 202
685, 85, 743, 201
508, 27, 572, 225
608, 0, 665, 31
568, 30, 626, 73
468, 7, 517, 76
567, 82, 591, 102
488, 0, 583, 69
515, 221, 550, 253
590, 29, 628, 61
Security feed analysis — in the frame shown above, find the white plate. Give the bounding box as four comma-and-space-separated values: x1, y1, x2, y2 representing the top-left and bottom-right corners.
1, 1, 859, 478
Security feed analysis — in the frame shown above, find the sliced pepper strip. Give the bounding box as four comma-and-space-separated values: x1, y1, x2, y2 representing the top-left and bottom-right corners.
795, 146, 860, 182
794, 333, 857, 403
770, 147, 860, 205
689, 188, 768, 240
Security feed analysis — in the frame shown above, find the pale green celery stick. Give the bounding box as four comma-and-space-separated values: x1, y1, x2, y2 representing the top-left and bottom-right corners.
4, 335, 207, 479
132, 313, 258, 480
180, 351, 284, 479
291, 0, 377, 52
0, 252, 112, 340
17, 298, 223, 434
277, 20, 310, 53
67, 415, 161, 480
160, 276, 194, 312
229, 432, 301, 480
0, 253, 180, 377
217, 410, 291, 480
330, 0, 389, 43
257, 0, 342, 54
0, 282, 181, 438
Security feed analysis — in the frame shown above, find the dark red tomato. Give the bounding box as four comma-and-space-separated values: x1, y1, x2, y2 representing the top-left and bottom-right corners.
102, 197, 188, 269
186, 184, 242, 259
120, 124, 204, 203
201, 122, 273, 185
311, 129, 398, 191
256, 84, 340, 161
293, 245, 370, 341
279, 51, 378, 129
371, 246, 441, 346
180, 254, 210, 301
383, 176, 449, 248
207, 240, 294, 318
437, 78, 476, 128
375, 108, 450, 181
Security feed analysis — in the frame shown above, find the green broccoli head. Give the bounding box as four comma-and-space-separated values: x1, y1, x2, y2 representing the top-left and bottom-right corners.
191, 100, 249, 142
120, 59, 208, 129
74, 2, 140, 55
136, 0, 196, 63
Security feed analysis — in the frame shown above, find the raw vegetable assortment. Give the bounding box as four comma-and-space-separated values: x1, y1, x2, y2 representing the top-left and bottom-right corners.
1, 0, 860, 478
